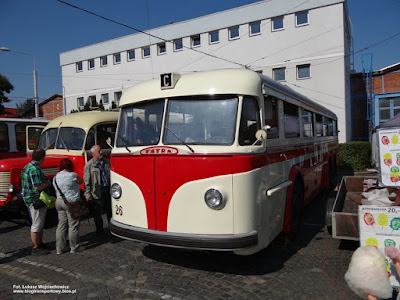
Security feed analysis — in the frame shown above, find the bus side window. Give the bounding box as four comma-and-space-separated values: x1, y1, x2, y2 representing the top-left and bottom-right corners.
283, 102, 300, 138
15, 124, 27, 152
0, 123, 9, 152
264, 96, 279, 139
85, 128, 95, 150
239, 96, 261, 146
96, 124, 117, 149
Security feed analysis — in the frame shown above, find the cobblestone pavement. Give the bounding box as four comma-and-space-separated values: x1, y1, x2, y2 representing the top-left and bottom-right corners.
0, 194, 360, 300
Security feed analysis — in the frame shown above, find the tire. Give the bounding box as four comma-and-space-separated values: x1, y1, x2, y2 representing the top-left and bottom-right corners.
325, 197, 335, 235
289, 179, 304, 241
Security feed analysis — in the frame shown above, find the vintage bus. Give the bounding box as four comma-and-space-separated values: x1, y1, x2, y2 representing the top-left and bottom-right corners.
110, 69, 338, 255
0, 111, 118, 213
0, 117, 49, 160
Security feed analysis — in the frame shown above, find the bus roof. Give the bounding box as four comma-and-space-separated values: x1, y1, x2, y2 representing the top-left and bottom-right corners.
120, 69, 262, 105
0, 117, 49, 124
43, 111, 119, 132
120, 68, 337, 120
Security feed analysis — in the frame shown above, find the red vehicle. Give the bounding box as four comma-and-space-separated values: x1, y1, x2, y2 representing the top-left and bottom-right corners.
0, 111, 118, 214
0, 117, 49, 160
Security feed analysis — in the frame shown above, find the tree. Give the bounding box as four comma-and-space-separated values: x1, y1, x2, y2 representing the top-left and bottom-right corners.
0, 74, 14, 114
16, 98, 35, 115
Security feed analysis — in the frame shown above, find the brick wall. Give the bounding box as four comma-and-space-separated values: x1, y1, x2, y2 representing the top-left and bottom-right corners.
41, 96, 63, 120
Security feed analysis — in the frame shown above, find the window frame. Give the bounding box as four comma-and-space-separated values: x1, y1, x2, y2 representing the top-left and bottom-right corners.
191, 35, 201, 48
272, 16, 284, 31
76, 61, 83, 72
142, 46, 151, 58
127, 49, 135, 61
297, 64, 311, 79
228, 26, 240, 40
273, 67, 286, 81
158, 43, 166, 55
113, 53, 121, 65
77, 97, 84, 108
249, 21, 261, 36
88, 59, 95, 70
209, 31, 219, 44
296, 11, 309, 27
100, 56, 108, 67
174, 38, 183, 51
101, 93, 109, 105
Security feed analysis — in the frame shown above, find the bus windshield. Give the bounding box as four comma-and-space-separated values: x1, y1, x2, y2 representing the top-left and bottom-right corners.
116, 99, 164, 147
39, 127, 86, 150
164, 96, 238, 145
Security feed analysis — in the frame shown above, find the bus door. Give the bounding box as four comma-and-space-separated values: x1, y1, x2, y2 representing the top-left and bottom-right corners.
26, 125, 46, 155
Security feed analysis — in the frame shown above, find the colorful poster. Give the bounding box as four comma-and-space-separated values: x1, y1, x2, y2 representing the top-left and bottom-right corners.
359, 205, 400, 287
378, 129, 400, 187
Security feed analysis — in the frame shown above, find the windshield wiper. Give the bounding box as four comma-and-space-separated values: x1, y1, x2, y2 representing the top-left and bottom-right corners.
165, 125, 194, 153
58, 135, 70, 152
117, 135, 132, 153
44, 140, 56, 151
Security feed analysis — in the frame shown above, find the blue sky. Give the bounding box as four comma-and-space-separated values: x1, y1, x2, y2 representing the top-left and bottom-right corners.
0, 0, 399, 107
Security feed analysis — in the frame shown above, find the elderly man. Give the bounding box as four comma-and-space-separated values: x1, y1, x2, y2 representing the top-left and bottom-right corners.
21, 148, 52, 255
84, 145, 111, 234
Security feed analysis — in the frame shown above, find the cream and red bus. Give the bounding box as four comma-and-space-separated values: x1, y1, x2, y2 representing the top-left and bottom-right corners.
0, 111, 118, 213
110, 69, 338, 255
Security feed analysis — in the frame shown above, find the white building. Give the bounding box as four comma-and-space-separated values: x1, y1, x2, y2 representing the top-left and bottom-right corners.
60, 0, 352, 142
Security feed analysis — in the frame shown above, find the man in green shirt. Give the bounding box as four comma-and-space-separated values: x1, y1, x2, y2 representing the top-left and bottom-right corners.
21, 148, 52, 256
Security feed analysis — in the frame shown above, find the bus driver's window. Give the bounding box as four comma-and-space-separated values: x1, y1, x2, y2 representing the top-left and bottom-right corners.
264, 96, 279, 139
239, 96, 261, 146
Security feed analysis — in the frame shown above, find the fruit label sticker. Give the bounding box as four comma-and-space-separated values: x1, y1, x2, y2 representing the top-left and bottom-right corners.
359, 205, 400, 287
378, 129, 400, 187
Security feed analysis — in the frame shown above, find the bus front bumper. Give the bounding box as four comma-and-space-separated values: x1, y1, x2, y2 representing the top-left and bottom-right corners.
110, 219, 258, 251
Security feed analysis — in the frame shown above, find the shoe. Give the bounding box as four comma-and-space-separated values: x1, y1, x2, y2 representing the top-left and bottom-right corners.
31, 247, 50, 256
56, 248, 68, 255
70, 245, 85, 253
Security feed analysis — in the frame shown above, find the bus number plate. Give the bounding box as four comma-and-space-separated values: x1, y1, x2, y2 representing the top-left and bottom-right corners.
115, 205, 123, 216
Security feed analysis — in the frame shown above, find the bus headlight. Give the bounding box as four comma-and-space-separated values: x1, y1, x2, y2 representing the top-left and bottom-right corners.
111, 183, 122, 200
8, 184, 15, 193
204, 189, 225, 210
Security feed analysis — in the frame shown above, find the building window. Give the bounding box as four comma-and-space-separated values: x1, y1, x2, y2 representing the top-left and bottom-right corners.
100, 56, 108, 67
272, 16, 284, 31
158, 43, 166, 55
88, 59, 95, 70
191, 35, 201, 48
76, 62, 83, 72
77, 97, 84, 108
273, 67, 286, 81
249, 21, 261, 36
296, 11, 309, 26
142, 46, 151, 58
209, 31, 219, 44
174, 38, 183, 51
113, 53, 121, 64
101, 93, 109, 105
127, 49, 135, 61
114, 91, 122, 105
297, 64, 311, 79
229, 26, 240, 40
378, 96, 400, 124
88, 95, 97, 107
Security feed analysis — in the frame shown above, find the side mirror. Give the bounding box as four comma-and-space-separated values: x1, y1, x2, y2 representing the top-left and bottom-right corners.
255, 129, 267, 141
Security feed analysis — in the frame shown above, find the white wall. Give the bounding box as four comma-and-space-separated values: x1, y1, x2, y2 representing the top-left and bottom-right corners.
60, 0, 350, 141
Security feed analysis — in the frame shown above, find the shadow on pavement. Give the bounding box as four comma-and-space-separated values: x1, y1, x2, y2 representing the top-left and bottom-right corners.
142, 192, 328, 275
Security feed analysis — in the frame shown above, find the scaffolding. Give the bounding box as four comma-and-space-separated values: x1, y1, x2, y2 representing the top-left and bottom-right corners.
362, 53, 373, 140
